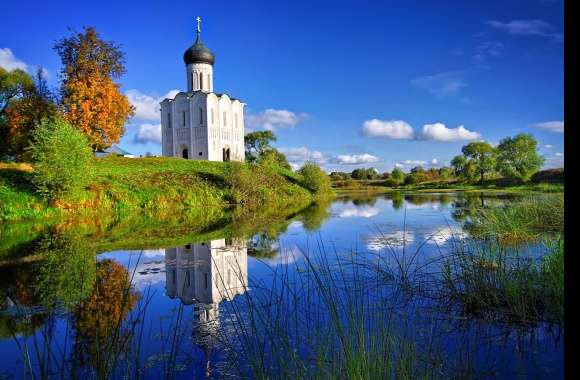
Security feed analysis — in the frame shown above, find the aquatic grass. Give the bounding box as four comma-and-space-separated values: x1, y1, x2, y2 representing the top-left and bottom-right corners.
440, 235, 564, 324
217, 240, 441, 379
466, 194, 563, 243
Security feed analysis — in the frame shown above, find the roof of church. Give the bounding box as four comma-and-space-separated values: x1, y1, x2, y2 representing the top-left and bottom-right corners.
183, 18, 215, 66
162, 91, 241, 102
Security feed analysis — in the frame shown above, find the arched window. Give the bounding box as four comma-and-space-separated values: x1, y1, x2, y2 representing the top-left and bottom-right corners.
182, 111, 186, 126
223, 111, 227, 126
199, 107, 203, 124
167, 113, 172, 128
211, 108, 214, 123
199, 73, 203, 90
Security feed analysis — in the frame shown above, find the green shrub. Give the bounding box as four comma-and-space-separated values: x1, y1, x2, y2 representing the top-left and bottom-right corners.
404, 172, 428, 185
297, 161, 331, 194
27, 118, 93, 201
384, 178, 402, 187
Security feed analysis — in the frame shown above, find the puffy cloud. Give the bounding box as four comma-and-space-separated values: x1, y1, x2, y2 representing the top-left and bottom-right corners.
361, 119, 414, 139
487, 19, 561, 40
397, 160, 427, 167
544, 144, 553, 149
418, 123, 481, 142
431, 158, 438, 165
280, 147, 325, 163
134, 123, 161, 144
535, 121, 564, 133
126, 89, 179, 121
0, 48, 28, 71
334, 154, 379, 165
410, 71, 468, 97
245, 108, 307, 131
366, 231, 415, 250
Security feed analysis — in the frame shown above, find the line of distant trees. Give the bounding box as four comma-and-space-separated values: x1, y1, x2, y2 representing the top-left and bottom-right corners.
330, 133, 546, 186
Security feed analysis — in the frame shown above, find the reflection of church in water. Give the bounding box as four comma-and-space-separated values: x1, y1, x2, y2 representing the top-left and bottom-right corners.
165, 238, 248, 375
165, 238, 248, 323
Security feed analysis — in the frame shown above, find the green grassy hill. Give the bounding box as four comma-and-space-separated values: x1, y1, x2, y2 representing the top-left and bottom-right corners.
0, 156, 320, 222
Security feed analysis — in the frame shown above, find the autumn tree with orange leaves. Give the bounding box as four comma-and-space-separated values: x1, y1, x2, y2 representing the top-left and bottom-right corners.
54, 27, 134, 151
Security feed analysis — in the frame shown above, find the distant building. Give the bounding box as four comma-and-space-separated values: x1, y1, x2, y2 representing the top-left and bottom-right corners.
160, 16, 245, 162
95, 145, 135, 158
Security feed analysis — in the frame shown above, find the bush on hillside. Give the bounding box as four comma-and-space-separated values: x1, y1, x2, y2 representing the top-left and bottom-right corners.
298, 161, 331, 194
27, 118, 93, 201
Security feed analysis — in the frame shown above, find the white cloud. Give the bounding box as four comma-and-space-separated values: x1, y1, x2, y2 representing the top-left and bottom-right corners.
487, 19, 561, 40
134, 123, 162, 144
280, 147, 325, 163
245, 108, 307, 131
431, 158, 438, 165
419, 123, 481, 142
535, 121, 564, 133
361, 119, 414, 139
0, 48, 28, 71
555, 152, 563, 157
334, 154, 379, 165
126, 89, 179, 121
544, 144, 553, 149
339, 207, 380, 218
410, 71, 468, 97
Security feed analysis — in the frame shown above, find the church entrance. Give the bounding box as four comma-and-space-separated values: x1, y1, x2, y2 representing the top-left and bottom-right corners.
182, 148, 189, 159
222, 148, 231, 162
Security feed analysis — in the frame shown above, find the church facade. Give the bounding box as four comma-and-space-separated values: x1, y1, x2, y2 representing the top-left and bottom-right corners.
161, 17, 245, 162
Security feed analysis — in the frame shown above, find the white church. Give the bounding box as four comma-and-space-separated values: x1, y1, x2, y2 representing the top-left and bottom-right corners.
161, 17, 245, 162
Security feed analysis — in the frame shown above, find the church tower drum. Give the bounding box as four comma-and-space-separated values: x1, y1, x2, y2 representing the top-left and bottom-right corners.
184, 16, 214, 92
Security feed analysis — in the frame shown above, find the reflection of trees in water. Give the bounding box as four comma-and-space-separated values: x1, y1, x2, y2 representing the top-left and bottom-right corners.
72, 259, 140, 372
0, 265, 48, 338
450, 193, 512, 223
300, 200, 332, 232
248, 233, 278, 259
35, 228, 96, 308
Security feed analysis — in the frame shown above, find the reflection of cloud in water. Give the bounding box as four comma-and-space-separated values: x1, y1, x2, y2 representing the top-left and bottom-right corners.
132, 259, 166, 289
260, 244, 302, 265
339, 207, 380, 218
366, 231, 415, 250
141, 249, 165, 258
425, 227, 467, 245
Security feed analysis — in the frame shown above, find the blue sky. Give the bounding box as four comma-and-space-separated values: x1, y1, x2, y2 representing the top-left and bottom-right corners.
1, 0, 564, 172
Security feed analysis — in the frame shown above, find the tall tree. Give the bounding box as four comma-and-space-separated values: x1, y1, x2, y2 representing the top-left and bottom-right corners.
244, 130, 276, 163
0, 68, 34, 158
2, 69, 59, 159
496, 133, 544, 181
461, 141, 496, 184
54, 27, 134, 151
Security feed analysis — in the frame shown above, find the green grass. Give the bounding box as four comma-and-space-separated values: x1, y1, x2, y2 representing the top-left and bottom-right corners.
441, 235, 564, 324
466, 194, 564, 243
0, 156, 326, 222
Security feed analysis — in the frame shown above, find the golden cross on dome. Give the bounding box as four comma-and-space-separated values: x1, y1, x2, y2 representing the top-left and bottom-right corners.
196, 16, 201, 34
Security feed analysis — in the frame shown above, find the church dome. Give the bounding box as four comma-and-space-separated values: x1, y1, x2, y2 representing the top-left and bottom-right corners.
183, 21, 215, 66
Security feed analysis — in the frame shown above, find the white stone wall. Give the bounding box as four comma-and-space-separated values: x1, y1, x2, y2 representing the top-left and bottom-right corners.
161, 92, 244, 162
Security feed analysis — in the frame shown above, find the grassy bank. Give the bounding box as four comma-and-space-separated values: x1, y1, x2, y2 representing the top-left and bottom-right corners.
0, 156, 327, 222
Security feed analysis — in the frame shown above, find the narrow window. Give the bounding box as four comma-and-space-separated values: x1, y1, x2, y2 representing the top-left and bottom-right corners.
186, 270, 191, 287
211, 109, 214, 123
199, 73, 203, 90
223, 111, 227, 126
199, 107, 203, 124
235, 113, 238, 128
168, 113, 172, 128
204, 272, 208, 289
172, 270, 176, 284
182, 111, 186, 126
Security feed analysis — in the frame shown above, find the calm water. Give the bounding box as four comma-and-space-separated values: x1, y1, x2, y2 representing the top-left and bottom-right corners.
0, 193, 563, 379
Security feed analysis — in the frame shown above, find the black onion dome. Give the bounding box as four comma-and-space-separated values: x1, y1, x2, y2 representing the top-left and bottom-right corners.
183, 34, 215, 66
